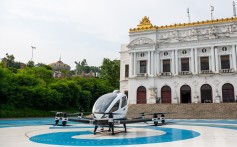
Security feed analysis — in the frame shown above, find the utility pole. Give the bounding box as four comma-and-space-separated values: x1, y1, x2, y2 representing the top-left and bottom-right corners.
31, 46, 36, 61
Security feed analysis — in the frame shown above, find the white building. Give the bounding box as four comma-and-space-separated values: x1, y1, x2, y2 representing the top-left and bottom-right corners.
120, 16, 237, 104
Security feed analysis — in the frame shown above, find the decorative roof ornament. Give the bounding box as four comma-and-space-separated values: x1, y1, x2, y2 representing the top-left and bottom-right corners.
59, 54, 61, 61
233, 1, 236, 17
137, 16, 153, 29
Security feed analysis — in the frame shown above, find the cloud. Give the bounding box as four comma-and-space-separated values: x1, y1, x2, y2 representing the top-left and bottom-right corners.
0, 0, 234, 69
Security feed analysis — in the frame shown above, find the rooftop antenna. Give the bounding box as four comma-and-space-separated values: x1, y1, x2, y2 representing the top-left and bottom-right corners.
211, 5, 214, 20
187, 8, 191, 23
233, 1, 236, 17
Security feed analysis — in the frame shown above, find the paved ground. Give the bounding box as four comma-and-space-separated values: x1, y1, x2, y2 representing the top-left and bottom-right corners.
0, 118, 237, 147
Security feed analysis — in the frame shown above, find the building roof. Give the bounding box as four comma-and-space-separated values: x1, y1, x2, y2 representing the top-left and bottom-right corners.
129, 16, 237, 33
49, 60, 71, 71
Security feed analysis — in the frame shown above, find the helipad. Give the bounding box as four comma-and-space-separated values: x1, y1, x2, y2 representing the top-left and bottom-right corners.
0, 118, 237, 147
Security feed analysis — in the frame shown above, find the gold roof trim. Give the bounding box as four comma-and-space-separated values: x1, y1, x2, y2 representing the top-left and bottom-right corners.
130, 17, 237, 33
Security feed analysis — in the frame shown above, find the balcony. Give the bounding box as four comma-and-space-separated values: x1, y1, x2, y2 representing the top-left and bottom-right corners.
219, 69, 234, 73
179, 71, 192, 75
161, 72, 172, 76
200, 70, 213, 74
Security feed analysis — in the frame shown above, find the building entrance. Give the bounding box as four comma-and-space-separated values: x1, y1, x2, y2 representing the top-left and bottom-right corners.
180, 85, 191, 103
222, 83, 235, 102
161, 86, 171, 103
201, 84, 212, 103
137, 86, 146, 104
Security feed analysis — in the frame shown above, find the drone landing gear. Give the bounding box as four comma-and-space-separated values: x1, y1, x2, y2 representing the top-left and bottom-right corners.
55, 120, 59, 126
109, 122, 115, 135
123, 124, 127, 132
94, 126, 98, 135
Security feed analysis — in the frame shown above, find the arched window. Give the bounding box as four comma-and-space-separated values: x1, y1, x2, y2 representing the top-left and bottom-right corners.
137, 86, 146, 104
222, 83, 235, 102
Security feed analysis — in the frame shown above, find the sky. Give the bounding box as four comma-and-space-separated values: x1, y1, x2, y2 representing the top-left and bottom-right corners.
0, 0, 235, 69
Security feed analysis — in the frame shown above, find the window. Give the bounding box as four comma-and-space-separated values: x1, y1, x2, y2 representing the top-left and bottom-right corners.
200, 57, 209, 70
125, 64, 129, 77
140, 60, 147, 73
163, 59, 170, 72
121, 96, 127, 108
109, 100, 120, 112
202, 48, 207, 53
222, 47, 227, 51
94, 93, 118, 112
221, 55, 230, 69
140, 53, 145, 57
181, 58, 189, 71
182, 50, 187, 54
164, 52, 168, 56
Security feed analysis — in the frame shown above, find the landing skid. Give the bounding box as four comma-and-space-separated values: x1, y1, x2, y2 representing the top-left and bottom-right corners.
94, 124, 127, 135
94, 130, 127, 135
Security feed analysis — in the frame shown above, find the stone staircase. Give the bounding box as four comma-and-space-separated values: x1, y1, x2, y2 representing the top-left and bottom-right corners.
127, 103, 237, 119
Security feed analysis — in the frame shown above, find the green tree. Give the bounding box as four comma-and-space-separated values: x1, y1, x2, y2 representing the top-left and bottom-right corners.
75, 77, 113, 108
36, 63, 52, 70
27, 61, 35, 68
18, 67, 53, 84
5, 54, 20, 69
100, 58, 120, 88
0, 66, 13, 105
49, 80, 82, 110
75, 59, 88, 75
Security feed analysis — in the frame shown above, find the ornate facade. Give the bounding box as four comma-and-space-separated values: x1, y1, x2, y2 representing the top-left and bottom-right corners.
120, 16, 237, 104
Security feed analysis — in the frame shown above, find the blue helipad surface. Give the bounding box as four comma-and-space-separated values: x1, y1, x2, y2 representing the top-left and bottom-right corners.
29, 126, 200, 146
0, 118, 237, 147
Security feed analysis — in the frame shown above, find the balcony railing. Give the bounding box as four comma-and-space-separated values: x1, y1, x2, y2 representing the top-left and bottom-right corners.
136, 73, 148, 77
179, 71, 192, 75
161, 72, 172, 76
219, 69, 234, 73
200, 70, 213, 74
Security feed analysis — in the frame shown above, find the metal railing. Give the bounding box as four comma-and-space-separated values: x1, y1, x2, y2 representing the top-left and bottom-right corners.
161, 72, 172, 76
179, 71, 192, 75
200, 70, 213, 74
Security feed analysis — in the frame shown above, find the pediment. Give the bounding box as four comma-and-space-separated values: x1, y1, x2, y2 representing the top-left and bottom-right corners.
127, 37, 155, 48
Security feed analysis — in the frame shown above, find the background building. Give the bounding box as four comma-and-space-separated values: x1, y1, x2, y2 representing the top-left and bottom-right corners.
120, 16, 237, 104
49, 58, 71, 78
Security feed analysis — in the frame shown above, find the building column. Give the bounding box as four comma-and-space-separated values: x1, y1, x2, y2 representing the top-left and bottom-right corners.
175, 50, 179, 75
156, 52, 160, 75
172, 50, 175, 74
194, 48, 198, 74
151, 51, 154, 76
214, 47, 219, 73
232, 45, 237, 71
148, 51, 151, 75
211, 46, 215, 72
129, 53, 133, 77
133, 53, 137, 75
191, 48, 195, 73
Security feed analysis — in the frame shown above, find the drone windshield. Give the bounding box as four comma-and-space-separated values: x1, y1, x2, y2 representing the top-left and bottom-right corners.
94, 93, 117, 113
